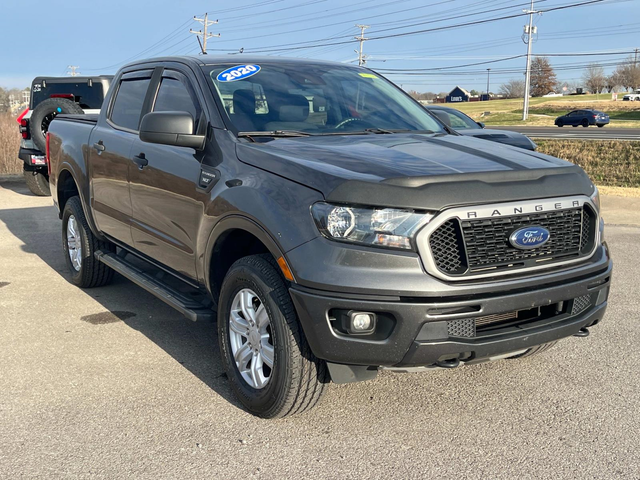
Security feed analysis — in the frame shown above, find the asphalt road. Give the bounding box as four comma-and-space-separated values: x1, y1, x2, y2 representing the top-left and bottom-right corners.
492, 125, 640, 140
1, 179, 639, 479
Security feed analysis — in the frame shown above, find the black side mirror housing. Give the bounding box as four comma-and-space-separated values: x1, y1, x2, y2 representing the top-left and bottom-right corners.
139, 111, 205, 149
477, 121, 485, 128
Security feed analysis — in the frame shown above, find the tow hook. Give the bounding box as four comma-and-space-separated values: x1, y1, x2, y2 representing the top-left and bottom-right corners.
435, 358, 460, 369
574, 327, 590, 337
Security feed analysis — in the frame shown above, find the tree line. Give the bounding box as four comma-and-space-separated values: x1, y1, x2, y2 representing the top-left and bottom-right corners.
407, 55, 640, 101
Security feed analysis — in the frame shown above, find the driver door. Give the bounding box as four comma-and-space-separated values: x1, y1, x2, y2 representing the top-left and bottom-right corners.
129, 69, 205, 279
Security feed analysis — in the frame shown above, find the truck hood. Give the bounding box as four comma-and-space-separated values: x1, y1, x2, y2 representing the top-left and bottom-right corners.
236, 133, 594, 211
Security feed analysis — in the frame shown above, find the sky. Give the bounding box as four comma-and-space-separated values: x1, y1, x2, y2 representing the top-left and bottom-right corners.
1, 0, 639, 94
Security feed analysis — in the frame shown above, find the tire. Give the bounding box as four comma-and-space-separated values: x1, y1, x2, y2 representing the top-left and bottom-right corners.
557, 121, 563, 127
597, 124, 605, 128
23, 166, 50, 196
218, 254, 328, 418
29, 98, 83, 151
509, 341, 558, 359
581, 119, 589, 127
61, 196, 115, 288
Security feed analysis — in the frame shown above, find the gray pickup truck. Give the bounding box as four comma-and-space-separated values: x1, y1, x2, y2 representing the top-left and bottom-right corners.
47, 56, 612, 418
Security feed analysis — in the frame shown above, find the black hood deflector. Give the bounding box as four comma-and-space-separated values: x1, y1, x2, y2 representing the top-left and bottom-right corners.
236, 133, 594, 211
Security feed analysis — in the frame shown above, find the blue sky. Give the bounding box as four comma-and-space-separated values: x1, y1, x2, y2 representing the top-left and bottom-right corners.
1, 0, 638, 93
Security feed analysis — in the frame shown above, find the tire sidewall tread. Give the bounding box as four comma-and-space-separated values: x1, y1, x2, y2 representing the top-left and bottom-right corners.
218, 254, 327, 418
61, 196, 114, 288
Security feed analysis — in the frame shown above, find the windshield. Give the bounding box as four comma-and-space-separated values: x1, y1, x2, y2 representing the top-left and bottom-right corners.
429, 108, 480, 130
202, 63, 445, 135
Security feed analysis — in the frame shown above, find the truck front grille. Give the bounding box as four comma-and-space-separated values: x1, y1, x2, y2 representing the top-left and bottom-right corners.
428, 204, 597, 278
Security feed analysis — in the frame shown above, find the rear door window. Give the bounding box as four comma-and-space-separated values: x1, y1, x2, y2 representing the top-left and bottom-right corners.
110, 77, 151, 131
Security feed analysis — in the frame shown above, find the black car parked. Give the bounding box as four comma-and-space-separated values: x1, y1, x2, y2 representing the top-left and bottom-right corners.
555, 109, 609, 128
426, 105, 537, 150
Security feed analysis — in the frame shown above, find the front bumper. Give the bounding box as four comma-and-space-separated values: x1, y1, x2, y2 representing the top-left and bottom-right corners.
290, 249, 611, 368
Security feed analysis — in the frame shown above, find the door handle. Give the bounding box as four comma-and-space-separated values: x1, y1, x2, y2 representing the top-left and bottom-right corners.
133, 153, 148, 170
92, 141, 105, 153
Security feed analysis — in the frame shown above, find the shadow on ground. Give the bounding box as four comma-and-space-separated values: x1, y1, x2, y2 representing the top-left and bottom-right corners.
0, 181, 243, 412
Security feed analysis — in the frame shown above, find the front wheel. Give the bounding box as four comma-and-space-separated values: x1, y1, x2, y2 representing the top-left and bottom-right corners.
556, 121, 563, 127
62, 196, 115, 288
218, 254, 328, 418
23, 167, 50, 196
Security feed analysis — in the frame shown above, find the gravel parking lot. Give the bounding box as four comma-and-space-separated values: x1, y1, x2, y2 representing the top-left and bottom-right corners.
1, 179, 639, 479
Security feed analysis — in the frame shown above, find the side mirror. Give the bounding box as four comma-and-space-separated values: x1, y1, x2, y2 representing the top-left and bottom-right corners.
139, 111, 205, 149
476, 121, 485, 128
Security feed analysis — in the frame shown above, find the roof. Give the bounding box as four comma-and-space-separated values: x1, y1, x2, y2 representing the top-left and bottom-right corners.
448, 86, 471, 96
123, 55, 357, 70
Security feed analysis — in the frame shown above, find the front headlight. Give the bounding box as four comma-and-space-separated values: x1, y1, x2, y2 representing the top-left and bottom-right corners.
311, 202, 434, 250
590, 186, 600, 212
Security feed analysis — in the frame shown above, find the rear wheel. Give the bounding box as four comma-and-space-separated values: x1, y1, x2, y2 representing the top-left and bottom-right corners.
23, 166, 50, 196
597, 124, 605, 128
62, 196, 115, 288
509, 341, 558, 359
581, 119, 589, 127
218, 254, 328, 418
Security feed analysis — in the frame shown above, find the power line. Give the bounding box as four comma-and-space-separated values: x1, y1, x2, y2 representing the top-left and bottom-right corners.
66, 65, 80, 76
522, 0, 540, 121
355, 25, 370, 66
190, 14, 220, 54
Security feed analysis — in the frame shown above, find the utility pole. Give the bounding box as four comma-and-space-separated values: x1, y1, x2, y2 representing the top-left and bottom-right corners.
635, 48, 638, 67
354, 24, 370, 66
486, 68, 491, 100
522, 0, 539, 121
190, 13, 220, 54
66, 65, 80, 77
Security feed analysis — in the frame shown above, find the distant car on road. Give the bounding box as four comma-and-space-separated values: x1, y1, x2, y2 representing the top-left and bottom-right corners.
622, 89, 640, 101
554, 110, 609, 128
425, 105, 537, 150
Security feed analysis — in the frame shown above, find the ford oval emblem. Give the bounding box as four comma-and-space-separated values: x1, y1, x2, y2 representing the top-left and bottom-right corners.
509, 226, 551, 250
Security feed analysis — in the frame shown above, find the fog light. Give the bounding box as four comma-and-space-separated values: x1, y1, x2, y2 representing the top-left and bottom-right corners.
348, 312, 376, 334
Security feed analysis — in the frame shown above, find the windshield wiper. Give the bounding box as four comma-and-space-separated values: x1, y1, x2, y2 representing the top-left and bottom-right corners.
363, 128, 436, 135
238, 130, 314, 138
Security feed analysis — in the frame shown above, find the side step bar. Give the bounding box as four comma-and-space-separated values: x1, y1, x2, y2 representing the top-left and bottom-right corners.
95, 250, 215, 322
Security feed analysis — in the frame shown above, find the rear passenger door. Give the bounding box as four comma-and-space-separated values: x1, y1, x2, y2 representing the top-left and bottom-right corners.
129, 69, 205, 279
90, 70, 152, 246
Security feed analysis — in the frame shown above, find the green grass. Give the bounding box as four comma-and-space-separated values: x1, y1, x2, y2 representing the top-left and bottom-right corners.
451, 94, 640, 127
535, 140, 640, 188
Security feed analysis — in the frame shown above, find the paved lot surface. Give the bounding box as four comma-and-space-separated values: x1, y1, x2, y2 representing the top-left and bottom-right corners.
492, 125, 640, 141
1, 179, 639, 479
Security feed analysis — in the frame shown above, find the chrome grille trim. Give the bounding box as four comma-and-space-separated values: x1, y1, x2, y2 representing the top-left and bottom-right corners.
416, 195, 600, 281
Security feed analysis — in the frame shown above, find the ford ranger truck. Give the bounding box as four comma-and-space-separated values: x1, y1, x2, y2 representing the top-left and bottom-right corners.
47, 57, 611, 418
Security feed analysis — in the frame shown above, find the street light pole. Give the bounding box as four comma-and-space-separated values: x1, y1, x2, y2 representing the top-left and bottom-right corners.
486, 68, 491, 100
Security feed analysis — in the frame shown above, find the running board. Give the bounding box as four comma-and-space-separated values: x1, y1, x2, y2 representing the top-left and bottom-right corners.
95, 250, 214, 322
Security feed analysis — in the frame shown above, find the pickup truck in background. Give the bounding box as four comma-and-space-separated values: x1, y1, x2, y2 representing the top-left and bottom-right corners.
17, 75, 111, 195
622, 88, 640, 101
47, 56, 612, 418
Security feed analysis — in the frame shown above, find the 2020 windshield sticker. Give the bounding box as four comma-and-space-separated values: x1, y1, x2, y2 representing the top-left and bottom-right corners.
217, 65, 261, 82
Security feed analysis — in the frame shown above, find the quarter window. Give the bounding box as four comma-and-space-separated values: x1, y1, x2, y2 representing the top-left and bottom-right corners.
110, 78, 150, 131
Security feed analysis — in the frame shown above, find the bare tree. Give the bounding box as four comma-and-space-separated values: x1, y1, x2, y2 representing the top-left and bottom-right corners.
611, 58, 640, 91
499, 79, 525, 98
583, 64, 606, 94
530, 57, 558, 97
